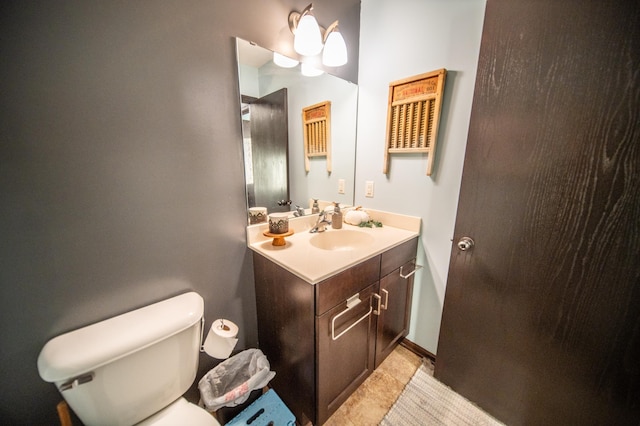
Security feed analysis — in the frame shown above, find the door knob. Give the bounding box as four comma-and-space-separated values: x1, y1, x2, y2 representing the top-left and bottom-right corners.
457, 237, 475, 251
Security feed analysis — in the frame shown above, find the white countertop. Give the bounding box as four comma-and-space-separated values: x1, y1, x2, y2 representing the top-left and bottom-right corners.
247, 209, 421, 284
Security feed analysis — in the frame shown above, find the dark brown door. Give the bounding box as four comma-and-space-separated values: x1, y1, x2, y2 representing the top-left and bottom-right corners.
435, 1, 640, 425
247, 88, 289, 212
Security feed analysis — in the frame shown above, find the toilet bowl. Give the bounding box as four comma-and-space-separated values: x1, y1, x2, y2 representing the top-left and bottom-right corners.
37, 292, 220, 426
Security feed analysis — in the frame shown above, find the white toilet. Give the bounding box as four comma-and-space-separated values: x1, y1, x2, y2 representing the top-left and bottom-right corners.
37, 292, 220, 426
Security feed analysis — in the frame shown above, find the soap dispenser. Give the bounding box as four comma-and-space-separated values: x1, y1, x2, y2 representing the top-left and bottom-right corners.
331, 202, 342, 229
311, 199, 320, 214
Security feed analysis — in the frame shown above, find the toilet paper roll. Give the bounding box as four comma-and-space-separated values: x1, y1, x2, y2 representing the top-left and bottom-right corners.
203, 319, 239, 359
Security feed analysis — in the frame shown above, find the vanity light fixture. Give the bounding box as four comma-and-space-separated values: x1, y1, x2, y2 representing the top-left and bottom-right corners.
288, 3, 348, 67
273, 52, 299, 68
322, 21, 347, 67
301, 62, 324, 77
289, 4, 323, 56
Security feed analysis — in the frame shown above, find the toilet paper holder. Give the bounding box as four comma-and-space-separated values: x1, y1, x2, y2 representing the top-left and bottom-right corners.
200, 318, 239, 359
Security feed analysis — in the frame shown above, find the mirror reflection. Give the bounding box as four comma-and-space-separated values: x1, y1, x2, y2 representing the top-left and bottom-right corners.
236, 38, 358, 219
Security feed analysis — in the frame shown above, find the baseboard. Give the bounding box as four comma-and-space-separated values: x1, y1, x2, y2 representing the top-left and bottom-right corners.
400, 338, 436, 363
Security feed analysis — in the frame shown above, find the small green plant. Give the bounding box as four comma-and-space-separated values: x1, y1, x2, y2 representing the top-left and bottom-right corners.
358, 220, 383, 228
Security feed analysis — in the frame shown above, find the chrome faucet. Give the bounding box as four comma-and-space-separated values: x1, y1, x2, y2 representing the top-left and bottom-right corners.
309, 211, 332, 233
293, 205, 306, 217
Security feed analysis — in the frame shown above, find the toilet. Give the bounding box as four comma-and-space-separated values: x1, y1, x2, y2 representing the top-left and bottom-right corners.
37, 292, 220, 426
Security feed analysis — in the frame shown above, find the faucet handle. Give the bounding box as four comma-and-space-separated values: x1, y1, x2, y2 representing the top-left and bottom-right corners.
294, 205, 305, 217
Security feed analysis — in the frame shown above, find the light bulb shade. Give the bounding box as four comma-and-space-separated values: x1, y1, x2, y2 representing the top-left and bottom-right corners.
294, 14, 323, 56
322, 30, 348, 67
301, 63, 324, 77
273, 52, 299, 68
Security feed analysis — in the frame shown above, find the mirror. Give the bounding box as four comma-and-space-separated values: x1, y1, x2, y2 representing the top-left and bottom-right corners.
235, 38, 358, 218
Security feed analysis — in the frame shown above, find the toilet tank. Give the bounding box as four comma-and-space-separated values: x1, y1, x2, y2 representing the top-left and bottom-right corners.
37, 292, 205, 426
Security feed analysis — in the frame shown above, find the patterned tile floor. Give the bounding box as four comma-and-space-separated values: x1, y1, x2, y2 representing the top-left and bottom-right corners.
324, 344, 434, 425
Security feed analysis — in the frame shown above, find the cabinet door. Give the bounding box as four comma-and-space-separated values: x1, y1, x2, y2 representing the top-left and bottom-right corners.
316, 283, 377, 425
375, 259, 415, 368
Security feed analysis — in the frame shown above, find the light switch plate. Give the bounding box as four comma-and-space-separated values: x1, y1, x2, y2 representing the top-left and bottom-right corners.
365, 181, 374, 198
338, 179, 345, 194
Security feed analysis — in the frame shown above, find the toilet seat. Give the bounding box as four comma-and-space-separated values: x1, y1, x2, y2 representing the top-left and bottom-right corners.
136, 397, 220, 426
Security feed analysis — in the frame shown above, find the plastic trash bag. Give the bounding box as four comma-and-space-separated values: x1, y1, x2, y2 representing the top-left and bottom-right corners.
198, 348, 276, 412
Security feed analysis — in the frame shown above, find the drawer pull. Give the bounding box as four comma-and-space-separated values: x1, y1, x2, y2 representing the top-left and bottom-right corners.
400, 263, 423, 279
332, 295, 373, 341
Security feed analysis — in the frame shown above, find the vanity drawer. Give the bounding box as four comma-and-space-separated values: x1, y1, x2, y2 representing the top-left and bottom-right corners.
380, 237, 419, 277
315, 256, 381, 315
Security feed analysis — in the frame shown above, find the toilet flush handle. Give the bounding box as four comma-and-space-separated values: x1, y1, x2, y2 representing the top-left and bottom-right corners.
59, 372, 94, 391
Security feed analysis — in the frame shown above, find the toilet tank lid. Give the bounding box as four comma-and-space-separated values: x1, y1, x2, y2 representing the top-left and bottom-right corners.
37, 292, 204, 383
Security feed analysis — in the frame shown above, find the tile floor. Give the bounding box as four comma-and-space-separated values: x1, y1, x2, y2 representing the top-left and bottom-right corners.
324, 344, 434, 425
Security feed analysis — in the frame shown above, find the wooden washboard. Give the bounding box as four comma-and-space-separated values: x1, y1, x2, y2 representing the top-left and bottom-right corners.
383, 69, 446, 176
302, 100, 332, 172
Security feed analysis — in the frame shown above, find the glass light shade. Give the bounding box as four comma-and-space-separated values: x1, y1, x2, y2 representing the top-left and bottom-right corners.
301, 63, 324, 77
273, 52, 299, 68
294, 14, 323, 56
322, 30, 348, 67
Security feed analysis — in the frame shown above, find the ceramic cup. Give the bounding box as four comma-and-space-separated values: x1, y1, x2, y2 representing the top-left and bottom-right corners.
268, 212, 289, 234
248, 207, 268, 224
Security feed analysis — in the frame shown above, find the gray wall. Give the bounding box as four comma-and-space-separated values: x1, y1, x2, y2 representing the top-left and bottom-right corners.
0, 1, 359, 423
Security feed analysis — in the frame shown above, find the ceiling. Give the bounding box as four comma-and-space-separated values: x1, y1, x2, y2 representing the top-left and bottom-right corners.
237, 38, 273, 68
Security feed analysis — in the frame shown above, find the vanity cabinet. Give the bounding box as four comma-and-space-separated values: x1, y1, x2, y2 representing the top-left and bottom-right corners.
253, 237, 418, 425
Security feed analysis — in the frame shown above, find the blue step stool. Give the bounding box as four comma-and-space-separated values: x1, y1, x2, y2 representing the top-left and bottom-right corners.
225, 389, 296, 426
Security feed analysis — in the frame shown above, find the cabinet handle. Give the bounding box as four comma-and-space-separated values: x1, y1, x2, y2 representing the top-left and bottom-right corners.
373, 293, 382, 316
400, 263, 423, 279
381, 289, 389, 310
332, 297, 373, 341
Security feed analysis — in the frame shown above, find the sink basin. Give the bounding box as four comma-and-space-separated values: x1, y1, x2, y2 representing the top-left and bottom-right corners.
309, 229, 375, 251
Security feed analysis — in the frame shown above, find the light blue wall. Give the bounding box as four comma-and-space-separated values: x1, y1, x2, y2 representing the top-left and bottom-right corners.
239, 63, 261, 98
257, 62, 358, 208
356, 0, 487, 353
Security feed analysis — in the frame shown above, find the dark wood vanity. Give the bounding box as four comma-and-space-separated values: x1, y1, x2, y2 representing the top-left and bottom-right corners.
253, 237, 418, 425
